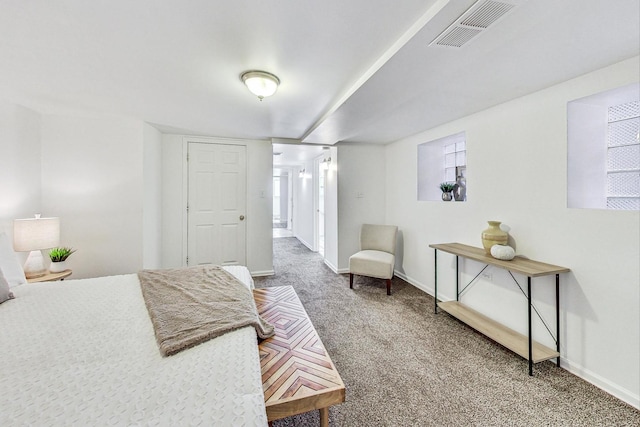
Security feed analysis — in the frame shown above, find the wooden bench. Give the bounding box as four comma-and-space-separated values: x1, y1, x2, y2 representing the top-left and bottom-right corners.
253, 286, 345, 427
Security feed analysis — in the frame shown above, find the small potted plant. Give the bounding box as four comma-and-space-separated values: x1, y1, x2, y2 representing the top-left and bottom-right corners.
49, 247, 76, 273
439, 182, 456, 201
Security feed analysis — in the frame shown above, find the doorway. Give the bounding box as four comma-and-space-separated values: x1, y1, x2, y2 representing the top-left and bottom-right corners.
273, 167, 293, 238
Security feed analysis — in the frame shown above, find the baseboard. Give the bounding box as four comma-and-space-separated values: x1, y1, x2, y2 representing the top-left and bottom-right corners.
394, 270, 432, 295
295, 235, 314, 251
561, 358, 639, 409
323, 259, 338, 273
251, 269, 275, 277
394, 269, 463, 306
323, 259, 349, 274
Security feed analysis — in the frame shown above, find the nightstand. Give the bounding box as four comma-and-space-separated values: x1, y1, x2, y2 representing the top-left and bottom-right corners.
27, 270, 73, 283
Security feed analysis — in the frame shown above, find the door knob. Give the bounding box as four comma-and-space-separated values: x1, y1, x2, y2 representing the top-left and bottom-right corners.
239, 215, 245, 221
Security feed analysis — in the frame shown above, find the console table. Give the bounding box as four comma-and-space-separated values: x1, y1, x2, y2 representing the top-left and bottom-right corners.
429, 243, 570, 376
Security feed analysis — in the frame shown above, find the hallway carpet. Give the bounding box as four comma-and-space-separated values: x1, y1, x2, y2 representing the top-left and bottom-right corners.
254, 237, 639, 426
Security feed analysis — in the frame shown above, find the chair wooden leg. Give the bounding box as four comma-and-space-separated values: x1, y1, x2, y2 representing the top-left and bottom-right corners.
349, 273, 354, 289
386, 279, 391, 295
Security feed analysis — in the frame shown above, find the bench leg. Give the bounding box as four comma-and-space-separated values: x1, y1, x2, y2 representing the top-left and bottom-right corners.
319, 407, 329, 427
349, 273, 354, 289
386, 279, 391, 295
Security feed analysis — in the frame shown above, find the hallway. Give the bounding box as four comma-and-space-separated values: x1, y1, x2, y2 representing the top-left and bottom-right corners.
272, 227, 293, 238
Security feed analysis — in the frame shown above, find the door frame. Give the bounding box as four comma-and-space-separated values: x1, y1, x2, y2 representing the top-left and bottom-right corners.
313, 155, 325, 255
272, 166, 294, 230
182, 136, 248, 266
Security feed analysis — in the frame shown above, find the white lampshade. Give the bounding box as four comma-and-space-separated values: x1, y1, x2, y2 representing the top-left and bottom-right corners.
240, 70, 280, 100
13, 215, 60, 251
13, 215, 60, 279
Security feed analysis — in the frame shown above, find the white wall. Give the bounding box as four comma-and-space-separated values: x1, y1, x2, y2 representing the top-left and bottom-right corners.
142, 123, 162, 269
323, 147, 339, 272
246, 138, 274, 275
279, 172, 289, 223
567, 102, 607, 208
161, 134, 184, 268
161, 135, 273, 275
0, 101, 41, 237
336, 144, 387, 272
40, 114, 145, 279
384, 57, 640, 407
293, 159, 315, 249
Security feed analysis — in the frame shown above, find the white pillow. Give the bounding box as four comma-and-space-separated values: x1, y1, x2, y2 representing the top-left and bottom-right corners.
0, 232, 27, 287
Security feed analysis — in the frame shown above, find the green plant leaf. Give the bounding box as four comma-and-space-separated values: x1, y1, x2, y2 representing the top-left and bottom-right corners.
49, 247, 76, 262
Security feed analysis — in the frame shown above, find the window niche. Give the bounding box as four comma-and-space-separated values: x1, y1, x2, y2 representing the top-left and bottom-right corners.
418, 131, 467, 202
567, 83, 639, 210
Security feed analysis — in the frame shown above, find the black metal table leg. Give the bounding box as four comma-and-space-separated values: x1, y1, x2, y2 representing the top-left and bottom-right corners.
434, 249, 438, 314
556, 273, 560, 367
528, 276, 533, 376
456, 256, 459, 301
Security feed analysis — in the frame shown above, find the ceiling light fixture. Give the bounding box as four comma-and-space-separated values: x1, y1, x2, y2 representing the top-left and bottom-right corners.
240, 70, 280, 101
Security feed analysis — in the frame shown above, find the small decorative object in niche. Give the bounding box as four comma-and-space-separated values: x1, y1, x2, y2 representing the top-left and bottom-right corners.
481, 221, 508, 254
49, 247, 75, 273
491, 244, 515, 260
439, 182, 455, 201
453, 168, 467, 201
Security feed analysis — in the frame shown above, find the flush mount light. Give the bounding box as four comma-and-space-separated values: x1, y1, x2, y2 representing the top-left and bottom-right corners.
240, 70, 280, 100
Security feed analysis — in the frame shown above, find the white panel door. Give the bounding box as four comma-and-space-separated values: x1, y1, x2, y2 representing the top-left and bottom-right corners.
188, 142, 246, 266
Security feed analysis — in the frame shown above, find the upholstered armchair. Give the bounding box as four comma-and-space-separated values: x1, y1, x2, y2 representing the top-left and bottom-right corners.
349, 224, 398, 295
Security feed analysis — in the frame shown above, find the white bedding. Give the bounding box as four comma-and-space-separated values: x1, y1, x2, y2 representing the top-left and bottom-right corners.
0, 266, 268, 426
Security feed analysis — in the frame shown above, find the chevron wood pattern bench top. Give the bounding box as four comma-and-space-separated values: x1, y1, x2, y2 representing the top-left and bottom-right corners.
254, 286, 345, 427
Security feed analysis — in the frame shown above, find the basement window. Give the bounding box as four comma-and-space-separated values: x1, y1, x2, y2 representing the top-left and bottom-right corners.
418, 132, 467, 201
567, 83, 639, 210
606, 101, 640, 209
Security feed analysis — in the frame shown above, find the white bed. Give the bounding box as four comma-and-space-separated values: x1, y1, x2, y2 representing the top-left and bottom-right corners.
0, 266, 268, 426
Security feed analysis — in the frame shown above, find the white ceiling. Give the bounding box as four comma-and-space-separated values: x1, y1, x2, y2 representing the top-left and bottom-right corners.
272, 143, 326, 168
0, 0, 638, 160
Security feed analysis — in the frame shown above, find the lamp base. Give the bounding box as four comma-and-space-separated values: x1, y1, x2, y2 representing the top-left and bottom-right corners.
23, 250, 47, 279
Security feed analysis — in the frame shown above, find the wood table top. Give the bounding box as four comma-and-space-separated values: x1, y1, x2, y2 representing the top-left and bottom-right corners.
429, 243, 570, 277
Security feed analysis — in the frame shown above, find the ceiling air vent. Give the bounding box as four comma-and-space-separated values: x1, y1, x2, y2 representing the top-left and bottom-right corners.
430, 0, 519, 48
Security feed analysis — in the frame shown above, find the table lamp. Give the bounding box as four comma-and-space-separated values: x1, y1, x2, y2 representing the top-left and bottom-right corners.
13, 214, 60, 279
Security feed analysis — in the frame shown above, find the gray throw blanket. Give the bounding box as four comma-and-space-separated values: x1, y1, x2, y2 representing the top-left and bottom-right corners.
138, 265, 274, 357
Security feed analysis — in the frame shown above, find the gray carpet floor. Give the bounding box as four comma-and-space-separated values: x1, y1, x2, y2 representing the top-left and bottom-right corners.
254, 237, 640, 427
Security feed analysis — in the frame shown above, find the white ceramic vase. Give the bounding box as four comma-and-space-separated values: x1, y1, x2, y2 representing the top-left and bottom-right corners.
49, 260, 68, 273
